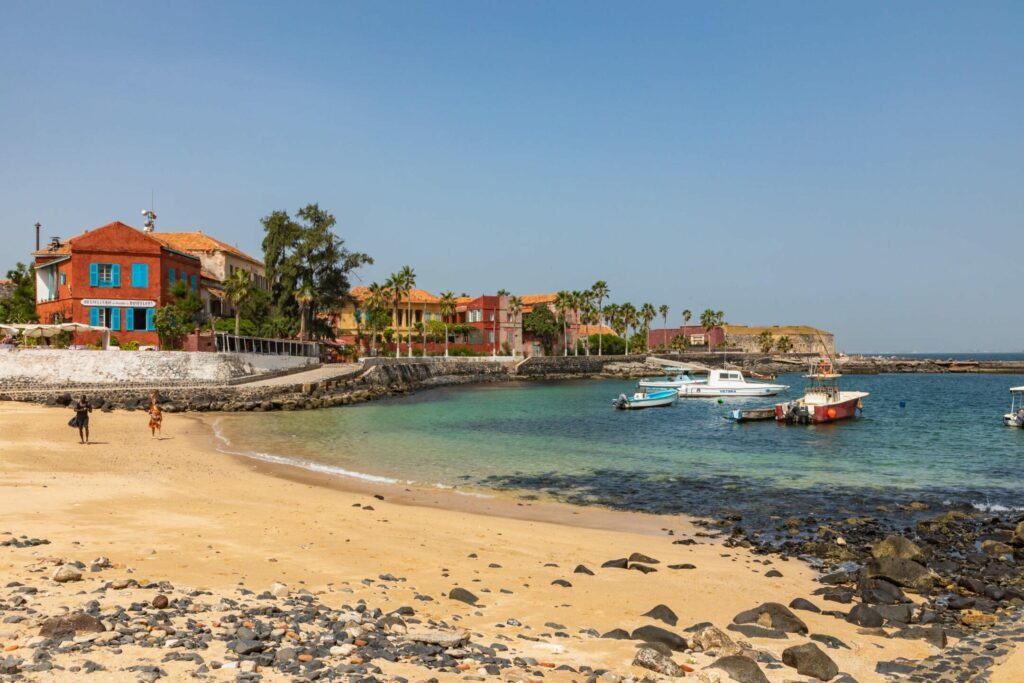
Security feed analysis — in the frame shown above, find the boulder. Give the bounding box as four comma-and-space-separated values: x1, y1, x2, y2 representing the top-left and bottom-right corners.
732, 602, 808, 634
846, 604, 884, 628
871, 535, 925, 563
642, 604, 678, 626
690, 625, 741, 656
708, 655, 769, 683
1013, 520, 1024, 546
405, 630, 469, 648
39, 614, 105, 638
782, 642, 839, 681
981, 540, 1014, 557
448, 587, 478, 605
633, 646, 685, 677
789, 598, 821, 613
631, 625, 688, 651
51, 565, 82, 583
863, 557, 938, 592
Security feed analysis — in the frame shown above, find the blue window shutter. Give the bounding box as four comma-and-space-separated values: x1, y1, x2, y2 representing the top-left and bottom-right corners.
89, 307, 99, 327
191, 274, 197, 291
169, 267, 175, 286
140, 263, 148, 288
60, 272, 66, 285
111, 307, 121, 331
131, 264, 142, 287
125, 308, 135, 331
111, 264, 121, 288
146, 308, 155, 331
89, 263, 99, 287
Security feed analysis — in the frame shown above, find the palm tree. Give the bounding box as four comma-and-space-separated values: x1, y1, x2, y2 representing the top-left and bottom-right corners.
639, 303, 656, 352
554, 291, 572, 356
495, 289, 510, 356
659, 305, 669, 335
620, 303, 637, 355
680, 308, 692, 350
385, 274, 403, 357
777, 336, 793, 354
605, 303, 623, 349
224, 269, 253, 338
508, 295, 523, 357
294, 286, 314, 341
439, 291, 456, 357
365, 282, 390, 356
397, 265, 416, 357
700, 308, 725, 353
591, 281, 609, 356
580, 300, 597, 355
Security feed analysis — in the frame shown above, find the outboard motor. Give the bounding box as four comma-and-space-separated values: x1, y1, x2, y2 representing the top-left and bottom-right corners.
613, 394, 628, 410
1016, 409, 1024, 427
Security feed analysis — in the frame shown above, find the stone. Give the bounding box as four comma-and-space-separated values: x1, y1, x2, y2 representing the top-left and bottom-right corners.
690, 625, 740, 656
628, 552, 660, 564
789, 598, 821, 613
551, 579, 572, 587
782, 642, 839, 681
1013, 520, 1024, 545
633, 646, 684, 677
574, 565, 594, 575
809, 634, 849, 650
631, 625, 688, 651
601, 558, 629, 569
449, 587, 479, 605
846, 604, 884, 628
39, 614, 105, 638
981, 540, 1014, 557
732, 603, 808, 634
708, 654, 769, 683
152, 594, 169, 609
601, 628, 631, 639
51, 565, 82, 583
232, 639, 263, 655
875, 604, 913, 624
871, 535, 925, 563
642, 604, 678, 626
857, 578, 907, 605
895, 625, 947, 649
961, 610, 998, 627
863, 557, 937, 592
727, 624, 788, 640
405, 630, 469, 648
270, 581, 289, 598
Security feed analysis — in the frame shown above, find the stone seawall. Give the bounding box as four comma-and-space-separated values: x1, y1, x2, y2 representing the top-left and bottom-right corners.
516, 354, 664, 378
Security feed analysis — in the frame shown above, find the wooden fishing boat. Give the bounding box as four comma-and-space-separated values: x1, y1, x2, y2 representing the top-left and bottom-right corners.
775, 359, 867, 425
725, 407, 777, 422
613, 389, 678, 410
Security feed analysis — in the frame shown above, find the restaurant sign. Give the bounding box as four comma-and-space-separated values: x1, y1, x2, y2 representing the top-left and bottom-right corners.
81, 299, 156, 308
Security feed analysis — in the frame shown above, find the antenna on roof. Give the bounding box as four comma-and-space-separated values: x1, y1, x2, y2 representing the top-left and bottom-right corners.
141, 192, 157, 233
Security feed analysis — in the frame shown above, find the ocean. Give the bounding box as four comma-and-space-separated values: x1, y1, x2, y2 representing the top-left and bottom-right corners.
213, 372, 1024, 526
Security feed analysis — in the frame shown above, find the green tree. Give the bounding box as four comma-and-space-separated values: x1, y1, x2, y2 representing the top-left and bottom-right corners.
0, 263, 38, 324
294, 286, 314, 341
365, 282, 391, 356
700, 308, 724, 352
439, 290, 457, 357
620, 303, 637, 355
554, 291, 572, 356
396, 265, 416, 357
224, 269, 255, 338
639, 303, 656, 352
385, 274, 403, 357
523, 303, 560, 356
658, 304, 669, 334
758, 330, 775, 354
590, 281, 609, 356
261, 203, 372, 340
153, 281, 203, 349
777, 336, 793, 354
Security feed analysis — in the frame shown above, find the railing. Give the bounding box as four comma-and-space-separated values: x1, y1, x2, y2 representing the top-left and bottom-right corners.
215, 332, 320, 358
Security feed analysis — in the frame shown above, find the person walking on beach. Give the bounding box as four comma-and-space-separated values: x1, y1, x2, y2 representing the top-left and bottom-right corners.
71, 395, 91, 444
148, 392, 163, 438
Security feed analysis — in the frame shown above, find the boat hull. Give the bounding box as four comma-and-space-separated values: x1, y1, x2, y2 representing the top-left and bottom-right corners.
679, 384, 787, 398
614, 390, 678, 410
775, 393, 865, 424
1005, 414, 1024, 428
727, 407, 777, 422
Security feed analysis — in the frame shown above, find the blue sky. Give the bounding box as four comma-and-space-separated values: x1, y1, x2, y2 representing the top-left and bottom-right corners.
2, 2, 1021, 352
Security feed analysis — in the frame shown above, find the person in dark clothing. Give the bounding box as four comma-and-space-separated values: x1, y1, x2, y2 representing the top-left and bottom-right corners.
72, 395, 92, 444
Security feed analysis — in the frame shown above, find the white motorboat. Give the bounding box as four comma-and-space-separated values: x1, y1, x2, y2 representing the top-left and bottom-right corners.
613, 389, 678, 410
678, 369, 788, 398
1004, 386, 1024, 428
638, 368, 703, 390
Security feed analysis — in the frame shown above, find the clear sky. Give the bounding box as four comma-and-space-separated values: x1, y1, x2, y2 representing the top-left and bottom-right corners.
2, 2, 1021, 352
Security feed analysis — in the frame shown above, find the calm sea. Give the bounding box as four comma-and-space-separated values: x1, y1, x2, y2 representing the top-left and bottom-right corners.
214, 373, 1024, 525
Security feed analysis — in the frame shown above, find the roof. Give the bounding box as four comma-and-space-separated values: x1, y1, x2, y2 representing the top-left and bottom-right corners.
150, 231, 263, 267
578, 324, 616, 336
349, 286, 440, 304
1011, 386, 1024, 393
520, 293, 557, 305
722, 324, 832, 337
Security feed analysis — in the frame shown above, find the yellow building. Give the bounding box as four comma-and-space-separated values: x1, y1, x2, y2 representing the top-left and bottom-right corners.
335, 286, 443, 339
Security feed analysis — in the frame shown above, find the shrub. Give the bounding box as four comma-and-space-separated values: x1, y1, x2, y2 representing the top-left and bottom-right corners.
122, 340, 141, 351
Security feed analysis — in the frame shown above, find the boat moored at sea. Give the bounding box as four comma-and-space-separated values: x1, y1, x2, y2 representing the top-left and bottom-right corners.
677, 369, 788, 398
1004, 387, 1024, 427
725, 406, 777, 422
775, 359, 867, 424
637, 368, 703, 390
613, 389, 678, 410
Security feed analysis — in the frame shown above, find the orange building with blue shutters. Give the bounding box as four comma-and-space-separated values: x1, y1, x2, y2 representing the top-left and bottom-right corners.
34, 221, 202, 347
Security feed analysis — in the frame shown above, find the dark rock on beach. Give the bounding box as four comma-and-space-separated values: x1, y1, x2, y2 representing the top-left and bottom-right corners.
732, 602, 808, 634
642, 604, 679, 626
631, 624, 688, 651
782, 642, 839, 681
448, 587, 479, 605
709, 654, 770, 683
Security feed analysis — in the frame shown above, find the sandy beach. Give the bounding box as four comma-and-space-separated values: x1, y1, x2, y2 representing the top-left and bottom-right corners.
0, 402, 1016, 682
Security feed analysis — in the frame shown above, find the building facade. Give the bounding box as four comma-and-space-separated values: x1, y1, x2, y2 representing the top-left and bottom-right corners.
519, 294, 581, 357
720, 325, 835, 355
150, 231, 267, 319
34, 221, 203, 346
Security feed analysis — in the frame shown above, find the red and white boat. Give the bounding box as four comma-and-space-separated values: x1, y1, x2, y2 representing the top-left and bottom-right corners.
775, 359, 868, 425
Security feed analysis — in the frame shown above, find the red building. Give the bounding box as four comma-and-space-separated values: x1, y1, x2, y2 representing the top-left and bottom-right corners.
453, 295, 520, 355
648, 325, 725, 350
34, 221, 203, 347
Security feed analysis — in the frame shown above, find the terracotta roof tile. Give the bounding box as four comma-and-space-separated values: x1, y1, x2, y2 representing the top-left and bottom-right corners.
348, 286, 439, 304
150, 231, 263, 266
578, 324, 617, 336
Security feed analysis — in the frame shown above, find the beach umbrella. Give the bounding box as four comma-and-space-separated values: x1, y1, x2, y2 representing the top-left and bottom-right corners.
19, 324, 62, 338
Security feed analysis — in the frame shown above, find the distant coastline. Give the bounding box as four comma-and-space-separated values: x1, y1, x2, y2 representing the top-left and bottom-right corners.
850, 352, 1024, 362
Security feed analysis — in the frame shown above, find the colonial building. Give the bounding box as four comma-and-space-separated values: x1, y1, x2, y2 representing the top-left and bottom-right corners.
721, 325, 835, 355
519, 293, 581, 357
335, 287, 444, 347
150, 231, 267, 319
33, 221, 203, 346
648, 325, 725, 349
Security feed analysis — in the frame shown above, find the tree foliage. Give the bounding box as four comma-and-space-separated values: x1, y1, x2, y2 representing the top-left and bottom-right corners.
0, 263, 38, 324
262, 204, 372, 340
153, 281, 203, 349
758, 330, 775, 354
523, 303, 560, 355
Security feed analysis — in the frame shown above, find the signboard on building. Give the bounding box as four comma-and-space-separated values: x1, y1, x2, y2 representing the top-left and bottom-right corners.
81, 299, 156, 308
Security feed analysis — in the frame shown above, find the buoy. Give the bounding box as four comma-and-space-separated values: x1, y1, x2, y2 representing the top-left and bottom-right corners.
899, 400, 906, 408
717, 398, 724, 404
827, 408, 837, 419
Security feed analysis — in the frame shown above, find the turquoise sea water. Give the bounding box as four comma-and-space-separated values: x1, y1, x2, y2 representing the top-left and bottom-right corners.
214, 373, 1024, 522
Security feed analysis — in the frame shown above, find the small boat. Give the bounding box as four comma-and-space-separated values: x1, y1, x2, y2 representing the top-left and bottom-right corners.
678, 369, 788, 398
1004, 386, 1024, 427
775, 359, 868, 425
725, 407, 777, 422
638, 368, 703, 390
613, 389, 678, 410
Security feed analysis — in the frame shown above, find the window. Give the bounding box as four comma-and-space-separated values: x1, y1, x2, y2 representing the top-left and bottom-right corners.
488, 312, 495, 322
125, 308, 151, 331
131, 263, 149, 288
191, 274, 197, 291
59, 272, 66, 285
89, 263, 120, 288
89, 307, 120, 330
488, 331, 495, 343
468, 310, 482, 323
168, 267, 176, 285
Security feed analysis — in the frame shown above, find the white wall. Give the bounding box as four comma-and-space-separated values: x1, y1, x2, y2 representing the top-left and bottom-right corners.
0, 349, 315, 385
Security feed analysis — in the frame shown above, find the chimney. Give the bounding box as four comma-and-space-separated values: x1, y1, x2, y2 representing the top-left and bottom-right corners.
35, 223, 40, 251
